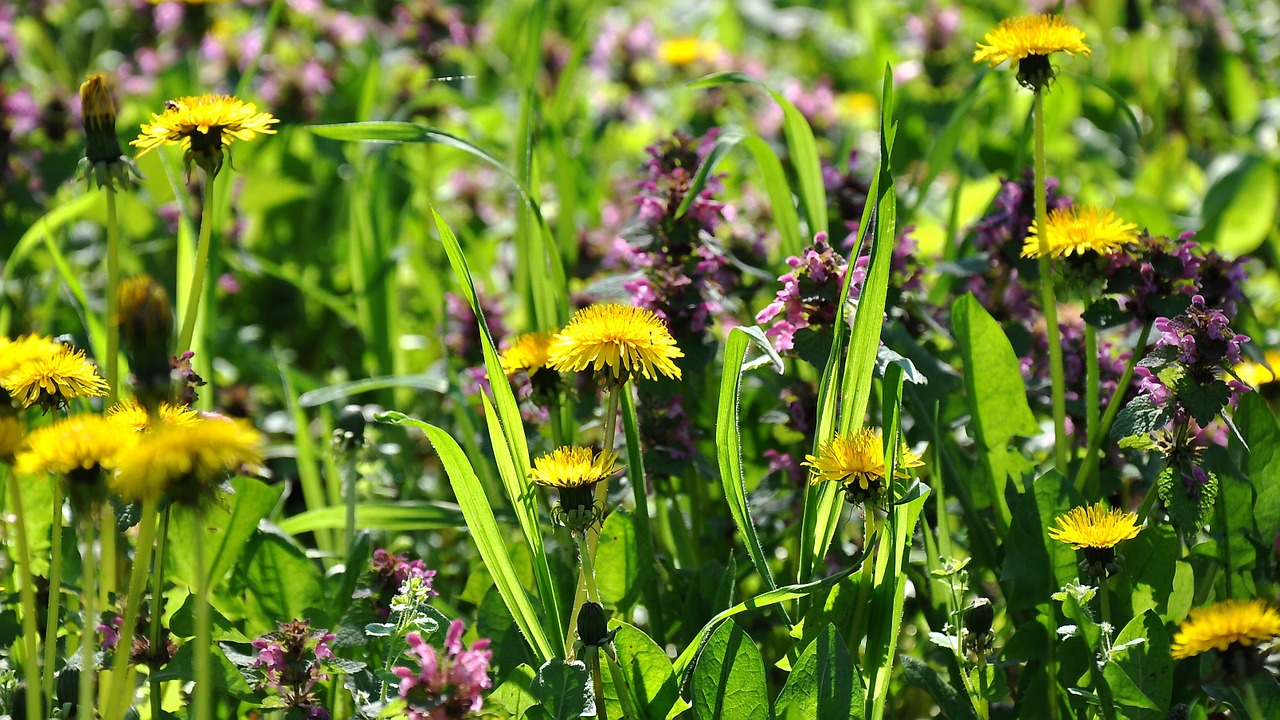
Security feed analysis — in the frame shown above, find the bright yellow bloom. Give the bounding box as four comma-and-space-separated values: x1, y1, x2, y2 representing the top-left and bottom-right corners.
106, 399, 202, 433
803, 429, 924, 492
132, 94, 278, 175
657, 37, 722, 67
1234, 350, 1280, 389
547, 304, 683, 383
973, 14, 1091, 68
530, 446, 620, 489
14, 414, 137, 477
0, 334, 63, 379
1047, 502, 1142, 549
1021, 206, 1139, 259
2, 346, 109, 412
109, 416, 263, 504
0, 415, 24, 464
500, 331, 556, 377
1171, 599, 1280, 660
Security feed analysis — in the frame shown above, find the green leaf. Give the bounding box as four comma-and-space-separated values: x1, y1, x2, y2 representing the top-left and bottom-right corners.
951, 294, 1040, 447
240, 530, 326, 637
1113, 525, 1180, 620
1111, 396, 1172, 441
1200, 155, 1278, 257
1001, 471, 1085, 612
1156, 466, 1217, 530
531, 659, 595, 720
1172, 378, 1230, 428
607, 622, 687, 720
296, 370, 448, 406
378, 411, 557, 663
151, 641, 258, 700
166, 477, 284, 590
774, 624, 864, 720
596, 509, 640, 611
1238, 393, 1280, 543
900, 655, 978, 720
1103, 611, 1172, 716
691, 621, 769, 720
489, 664, 540, 719
275, 502, 489, 535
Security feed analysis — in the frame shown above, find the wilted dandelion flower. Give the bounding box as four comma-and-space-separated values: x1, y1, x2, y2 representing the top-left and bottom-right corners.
973, 14, 1091, 90
1171, 599, 1280, 660
3, 345, 109, 413
106, 399, 201, 433
1048, 502, 1141, 579
132, 94, 278, 175
500, 331, 555, 377
531, 446, 620, 533
803, 429, 924, 504
15, 414, 137, 509
1022, 206, 1139, 259
109, 416, 263, 505
0, 415, 24, 464
547, 304, 683, 384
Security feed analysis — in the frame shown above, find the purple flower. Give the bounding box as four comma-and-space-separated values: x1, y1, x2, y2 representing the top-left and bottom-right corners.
756, 235, 857, 354
370, 549, 439, 617
395, 620, 493, 719
250, 619, 334, 718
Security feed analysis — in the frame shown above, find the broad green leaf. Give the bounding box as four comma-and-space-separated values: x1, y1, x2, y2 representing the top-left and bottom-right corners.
489, 663, 540, 719
1001, 472, 1084, 612
151, 641, 257, 700
951, 294, 1039, 446
378, 411, 557, 663
276, 502, 490, 535
775, 624, 863, 720
1103, 611, 1172, 716
239, 531, 326, 638
166, 477, 283, 589
1237, 393, 1280, 544
1112, 525, 1179, 621
900, 655, 979, 720
1201, 155, 1278, 257
691, 621, 769, 720
296, 370, 448, 406
532, 659, 595, 720
596, 509, 640, 610
606, 621, 687, 720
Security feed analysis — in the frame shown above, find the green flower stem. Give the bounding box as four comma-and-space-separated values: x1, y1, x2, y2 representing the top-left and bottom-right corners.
149, 507, 171, 720
42, 481, 65, 706
847, 507, 881, 653
77, 514, 98, 720
106, 499, 158, 720
105, 183, 121, 405
1084, 324, 1100, 489
1098, 577, 1112, 653
1033, 87, 1069, 476
101, 503, 117, 605
590, 650, 608, 720
6, 472, 45, 720
577, 532, 601, 603
1075, 322, 1154, 494
193, 511, 212, 720
601, 385, 621, 456
1240, 672, 1266, 720
977, 657, 990, 720
342, 454, 357, 553
177, 173, 216, 354
605, 652, 638, 719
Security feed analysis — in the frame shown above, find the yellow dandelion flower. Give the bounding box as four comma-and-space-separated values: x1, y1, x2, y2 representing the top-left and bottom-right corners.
131, 94, 278, 175
530, 446, 620, 489
1047, 502, 1142, 549
0, 334, 63, 379
973, 14, 1091, 68
109, 416, 263, 505
106, 399, 202, 433
0, 415, 24, 464
1234, 350, 1280, 389
14, 414, 137, 478
657, 37, 722, 67
500, 331, 556, 377
547, 304, 683, 383
1171, 599, 1280, 660
1021, 206, 1139, 259
803, 429, 924, 494
3, 346, 109, 412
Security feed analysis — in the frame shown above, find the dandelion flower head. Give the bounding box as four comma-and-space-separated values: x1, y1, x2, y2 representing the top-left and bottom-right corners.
1171, 599, 1280, 660
657, 37, 722, 67
132, 94, 278, 175
14, 414, 137, 478
500, 331, 556, 377
0, 415, 24, 464
530, 446, 620, 489
106, 399, 202, 433
803, 428, 924, 493
1047, 502, 1142, 549
2, 345, 109, 412
0, 334, 64, 379
1234, 350, 1280, 389
109, 416, 263, 504
973, 14, 1091, 68
547, 304, 683, 383
1022, 206, 1139, 259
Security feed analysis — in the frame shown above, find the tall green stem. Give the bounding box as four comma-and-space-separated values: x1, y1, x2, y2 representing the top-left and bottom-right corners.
42, 482, 65, 705
149, 507, 171, 720
106, 500, 158, 720
1076, 322, 1154, 494
77, 515, 98, 720
177, 175, 216, 353
193, 512, 212, 720
105, 184, 121, 405
1033, 88, 1069, 476
577, 533, 601, 603
6, 473, 44, 720
1084, 324, 1100, 490
848, 508, 881, 654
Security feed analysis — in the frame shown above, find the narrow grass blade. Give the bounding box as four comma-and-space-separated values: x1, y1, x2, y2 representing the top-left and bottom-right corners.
276, 350, 336, 555
297, 370, 448, 407
41, 233, 106, 363
275, 502, 519, 535
379, 411, 556, 663
0, 193, 97, 335
620, 387, 665, 644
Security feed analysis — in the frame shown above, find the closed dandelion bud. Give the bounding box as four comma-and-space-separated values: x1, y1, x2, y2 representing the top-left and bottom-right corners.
77, 74, 141, 189
117, 275, 174, 407
577, 601, 610, 648
962, 598, 995, 658
334, 404, 366, 452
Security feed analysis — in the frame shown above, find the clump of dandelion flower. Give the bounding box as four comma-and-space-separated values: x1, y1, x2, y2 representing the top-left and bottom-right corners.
803, 428, 924, 504
1021, 206, 1139, 259
132, 94, 278, 175
547, 304, 683, 385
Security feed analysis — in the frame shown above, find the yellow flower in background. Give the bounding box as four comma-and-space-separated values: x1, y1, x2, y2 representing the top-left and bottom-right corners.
803, 429, 924, 494
0, 334, 63, 379
2, 346, 109, 412
657, 37, 723, 67
14, 414, 136, 478
132, 94, 278, 175
1234, 350, 1280, 389
530, 446, 620, 489
106, 399, 202, 433
1171, 599, 1280, 660
500, 331, 556, 377
1021, 206, 1139, 259
547, 304, 683, 383
80, 73, 117, 132
1047, 502, 1142, 550
109, 416, 264, 504
973, 14, 1091, 68
0, 416, 24, 464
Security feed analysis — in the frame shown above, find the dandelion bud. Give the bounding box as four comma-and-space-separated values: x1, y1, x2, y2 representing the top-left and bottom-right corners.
117, 275, 174, 407
577, 602, 610, 648
333, 404, 367, 452
77, 73, 141, 189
